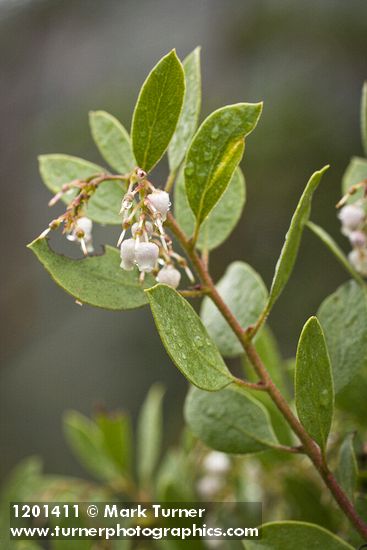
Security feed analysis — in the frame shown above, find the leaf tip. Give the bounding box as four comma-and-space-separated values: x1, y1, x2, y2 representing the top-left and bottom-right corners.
27, 236, 44, 251
319, 164, 330, 175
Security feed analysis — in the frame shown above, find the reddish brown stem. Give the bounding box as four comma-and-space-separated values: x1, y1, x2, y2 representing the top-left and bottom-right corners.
166, 212, 367, 542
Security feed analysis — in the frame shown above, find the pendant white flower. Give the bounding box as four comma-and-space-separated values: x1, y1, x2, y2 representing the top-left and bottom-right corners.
203, 451, 231, 475
156, 265, 181, 288
338, 204, 365, 233
135, 242, 159, 272
120, 238, 136, 271
147, 190, 171, 221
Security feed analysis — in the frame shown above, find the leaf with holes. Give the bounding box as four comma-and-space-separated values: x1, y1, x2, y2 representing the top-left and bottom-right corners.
28, 238, 153, 310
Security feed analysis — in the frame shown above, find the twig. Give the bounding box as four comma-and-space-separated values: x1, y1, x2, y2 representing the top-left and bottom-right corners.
166, 211, 367, 542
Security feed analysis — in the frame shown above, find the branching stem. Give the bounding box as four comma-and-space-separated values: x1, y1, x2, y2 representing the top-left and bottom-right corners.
166, 211, 367, 542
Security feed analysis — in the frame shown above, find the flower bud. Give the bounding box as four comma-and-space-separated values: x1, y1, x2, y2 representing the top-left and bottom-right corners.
203, 451, 230, 475
349, 230, 367, 248
338, 204, 365, 232
135, 168, 147, 180
120, 238, 136, 271
147, 190, 170, 220
132, 221, 154, 238
156, 265, 181, 288
349, 249, 367, 276
135, 242, 159, 272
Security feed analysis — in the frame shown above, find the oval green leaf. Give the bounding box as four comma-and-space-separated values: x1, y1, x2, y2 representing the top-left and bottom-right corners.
146, 284, 234, 391
185, 102, 262, 226
185, 385, 278, 454
39, 154, 123, 225
131, 50, 185, 172
295, 317, 334, 453
174, 167, 246, 251
168, 47, 201, 172
243, 521, 353, 549
89, 110, 136, 173
201, 262, 268, 357
266, 166, 329, 312
318, 280, 367, 393
28, 237, 153, 310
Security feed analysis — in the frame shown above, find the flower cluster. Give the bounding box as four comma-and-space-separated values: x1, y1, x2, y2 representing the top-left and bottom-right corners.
117, 168, 193, 288
338, 202, 367, 275
41, 167, 193, 289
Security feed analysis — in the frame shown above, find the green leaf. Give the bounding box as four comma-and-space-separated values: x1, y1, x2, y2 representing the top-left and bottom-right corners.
28, 238, 154, 310
174, 167, 246, 251
95, 411, 133, 475
361, 81, 367, 157
201, 262, 268, 357
185, 385, 278, 454
185, 102, 262, 226
266, 166, 329, 312
295, 317, 334, 452
318, 280, 367, 393
146, 284, 234, 390
307, 221, 364, 285
342, 156, 367, 203
337, 370, 367, 428
63, 411, 121, 481
131, 50, 185, 172
38, 154, 123, 225
335, 433, 358, 502
243, 521, 353, 549
168, 47, 201, 172
89, 110, 136, 173
137, 384, 165, 487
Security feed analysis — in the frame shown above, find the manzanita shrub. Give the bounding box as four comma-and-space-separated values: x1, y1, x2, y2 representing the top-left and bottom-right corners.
22, 48, 367, 547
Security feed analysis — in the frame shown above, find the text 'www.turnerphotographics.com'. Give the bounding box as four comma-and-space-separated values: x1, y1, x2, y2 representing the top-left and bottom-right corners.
10, 501, 262, 541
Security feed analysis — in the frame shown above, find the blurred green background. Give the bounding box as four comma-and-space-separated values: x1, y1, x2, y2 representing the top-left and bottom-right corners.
1, 0, 366, 482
